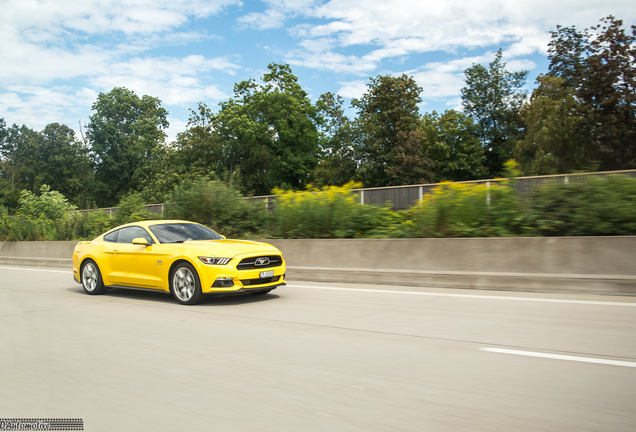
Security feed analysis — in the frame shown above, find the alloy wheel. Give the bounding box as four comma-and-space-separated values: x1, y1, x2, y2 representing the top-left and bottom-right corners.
173, 267, 195, 301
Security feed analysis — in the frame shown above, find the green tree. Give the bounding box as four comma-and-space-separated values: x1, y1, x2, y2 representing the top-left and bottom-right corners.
0, 123, 42, 211
0, 118, 19, 210
0, 119, 6, 151
212, 63, 320, 195
136, 143, 180, 205
353, 74, 423, 187
514, 75, 591, 175
385, 129, 435, 185
87, 87, 169, 207
310, 92, 358, 187
422, 110, 487, 182
461, 50, 528, 177
36, 123, 94, 208
548, 16, 636, 169
173, 103, 225, 179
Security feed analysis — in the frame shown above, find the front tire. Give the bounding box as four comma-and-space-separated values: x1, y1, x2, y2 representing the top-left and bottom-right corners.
170, 262, 203, 305
81, 259, 106, 295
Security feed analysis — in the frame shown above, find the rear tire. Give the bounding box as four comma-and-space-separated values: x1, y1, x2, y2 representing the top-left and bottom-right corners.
170, 262, 203, 305
81, 259, 106, 295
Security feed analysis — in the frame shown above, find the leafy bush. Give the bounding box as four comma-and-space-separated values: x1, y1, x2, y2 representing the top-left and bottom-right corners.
0, 186, 75, 241
165, 177, 265, 238
530, 176, 636, 236
3, 173, 636, 242
0, 212, 56, 241
405, 180, 531, 237
113, 193, 157, 226
18, 185, 76, 220
268, 182, 402, 238
54, 210, 115, 240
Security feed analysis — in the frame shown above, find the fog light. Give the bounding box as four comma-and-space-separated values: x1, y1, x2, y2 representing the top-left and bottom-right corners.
212, 277, 234, 288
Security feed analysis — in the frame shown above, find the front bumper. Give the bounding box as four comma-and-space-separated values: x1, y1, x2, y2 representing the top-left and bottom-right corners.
201, 267, 287, 293
205, 281, 286, 296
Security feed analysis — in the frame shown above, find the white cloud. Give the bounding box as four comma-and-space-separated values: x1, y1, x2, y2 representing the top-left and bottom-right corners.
165, 117, 189, 143
88, 55, 237, 105
0, 0, 243, 135
287, 49, 378, 75
238, 9, 287, 30
237, 0, 318, 30
406, 52, 536, 102
2, 0, 240, 36
0, 85, 96, 132
336, 80, 367, 99
285, 0, 636, 73
0, 0, 242, 87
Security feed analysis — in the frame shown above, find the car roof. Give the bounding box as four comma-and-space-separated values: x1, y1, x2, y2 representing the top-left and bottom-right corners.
106, 220, 203, 232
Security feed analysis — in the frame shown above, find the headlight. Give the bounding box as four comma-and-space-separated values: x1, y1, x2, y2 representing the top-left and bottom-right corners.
198, 257, 231, 265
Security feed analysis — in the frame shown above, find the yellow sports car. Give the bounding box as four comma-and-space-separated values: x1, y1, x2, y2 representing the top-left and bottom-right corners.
72, 220, 286, 305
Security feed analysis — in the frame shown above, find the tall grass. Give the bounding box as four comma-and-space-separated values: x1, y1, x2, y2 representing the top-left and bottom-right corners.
531, 176, 636, 236
268, 182, 402, 238
405, 180, 530, 237
2, 174, 636, 241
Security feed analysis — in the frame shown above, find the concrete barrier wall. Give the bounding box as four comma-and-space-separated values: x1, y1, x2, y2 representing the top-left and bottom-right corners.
2, 237, 635, 295
265, 237, 636, 295
266, 237, 636, 275
0, 241, 78, 268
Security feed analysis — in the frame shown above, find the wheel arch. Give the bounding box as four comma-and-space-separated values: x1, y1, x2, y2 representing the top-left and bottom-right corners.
78, 255, 98, 283
168, 258, 198, 286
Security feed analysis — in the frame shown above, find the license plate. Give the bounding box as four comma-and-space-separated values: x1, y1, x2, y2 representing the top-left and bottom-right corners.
260, 270, 274, 278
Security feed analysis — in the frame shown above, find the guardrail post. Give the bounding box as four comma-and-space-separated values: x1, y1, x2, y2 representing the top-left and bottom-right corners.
486, 181, 491, 206
360, 190, 365, 206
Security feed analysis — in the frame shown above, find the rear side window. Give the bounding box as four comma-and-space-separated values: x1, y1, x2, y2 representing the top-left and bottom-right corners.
103, 231, 118, 242
117, 226, 154, 244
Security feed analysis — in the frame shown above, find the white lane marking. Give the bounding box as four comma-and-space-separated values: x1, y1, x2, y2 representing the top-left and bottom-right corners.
0, 266, 72, 274
289, 284, 636, 307
481, 347, 636, 368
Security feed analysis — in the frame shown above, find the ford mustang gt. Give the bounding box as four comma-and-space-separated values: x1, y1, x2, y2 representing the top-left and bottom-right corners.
72, 220, 286, 305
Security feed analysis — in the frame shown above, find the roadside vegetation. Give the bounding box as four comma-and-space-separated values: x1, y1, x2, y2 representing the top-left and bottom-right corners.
1, 16, 634, 241
1, 170, 635, 241
2, 16, 635, 214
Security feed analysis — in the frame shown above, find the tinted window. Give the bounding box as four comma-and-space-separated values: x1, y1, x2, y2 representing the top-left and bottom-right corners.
149, 223, 222, 244
103, 231, 118, 242
117, 226, 154, 244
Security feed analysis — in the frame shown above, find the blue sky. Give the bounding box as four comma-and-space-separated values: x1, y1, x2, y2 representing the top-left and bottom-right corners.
1, 0, 634, 142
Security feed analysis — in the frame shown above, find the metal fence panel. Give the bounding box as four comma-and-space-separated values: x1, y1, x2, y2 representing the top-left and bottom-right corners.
78, 169, 636, 214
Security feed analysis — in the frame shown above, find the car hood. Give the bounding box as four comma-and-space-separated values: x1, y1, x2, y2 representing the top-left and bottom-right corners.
176, 239, 281, 258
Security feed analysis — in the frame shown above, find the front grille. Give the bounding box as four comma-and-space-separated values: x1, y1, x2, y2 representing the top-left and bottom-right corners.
237, 255, 282, 270
241, 276, 281, 286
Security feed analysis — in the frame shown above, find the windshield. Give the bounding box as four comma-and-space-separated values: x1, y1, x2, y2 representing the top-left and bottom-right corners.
149, 223, 223, 244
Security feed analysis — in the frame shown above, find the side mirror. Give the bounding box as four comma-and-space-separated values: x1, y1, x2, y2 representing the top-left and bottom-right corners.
221, 235, 227, 240
132, 237, 149, 246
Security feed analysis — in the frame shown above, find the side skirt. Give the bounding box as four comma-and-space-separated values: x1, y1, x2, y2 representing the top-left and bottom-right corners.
105, 284, 169, 294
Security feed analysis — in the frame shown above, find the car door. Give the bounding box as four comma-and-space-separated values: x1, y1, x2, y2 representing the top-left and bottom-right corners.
107, 226, 159, 288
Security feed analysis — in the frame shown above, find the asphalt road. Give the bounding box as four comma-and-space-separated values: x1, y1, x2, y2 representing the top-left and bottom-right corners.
1, 266, 635, 432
